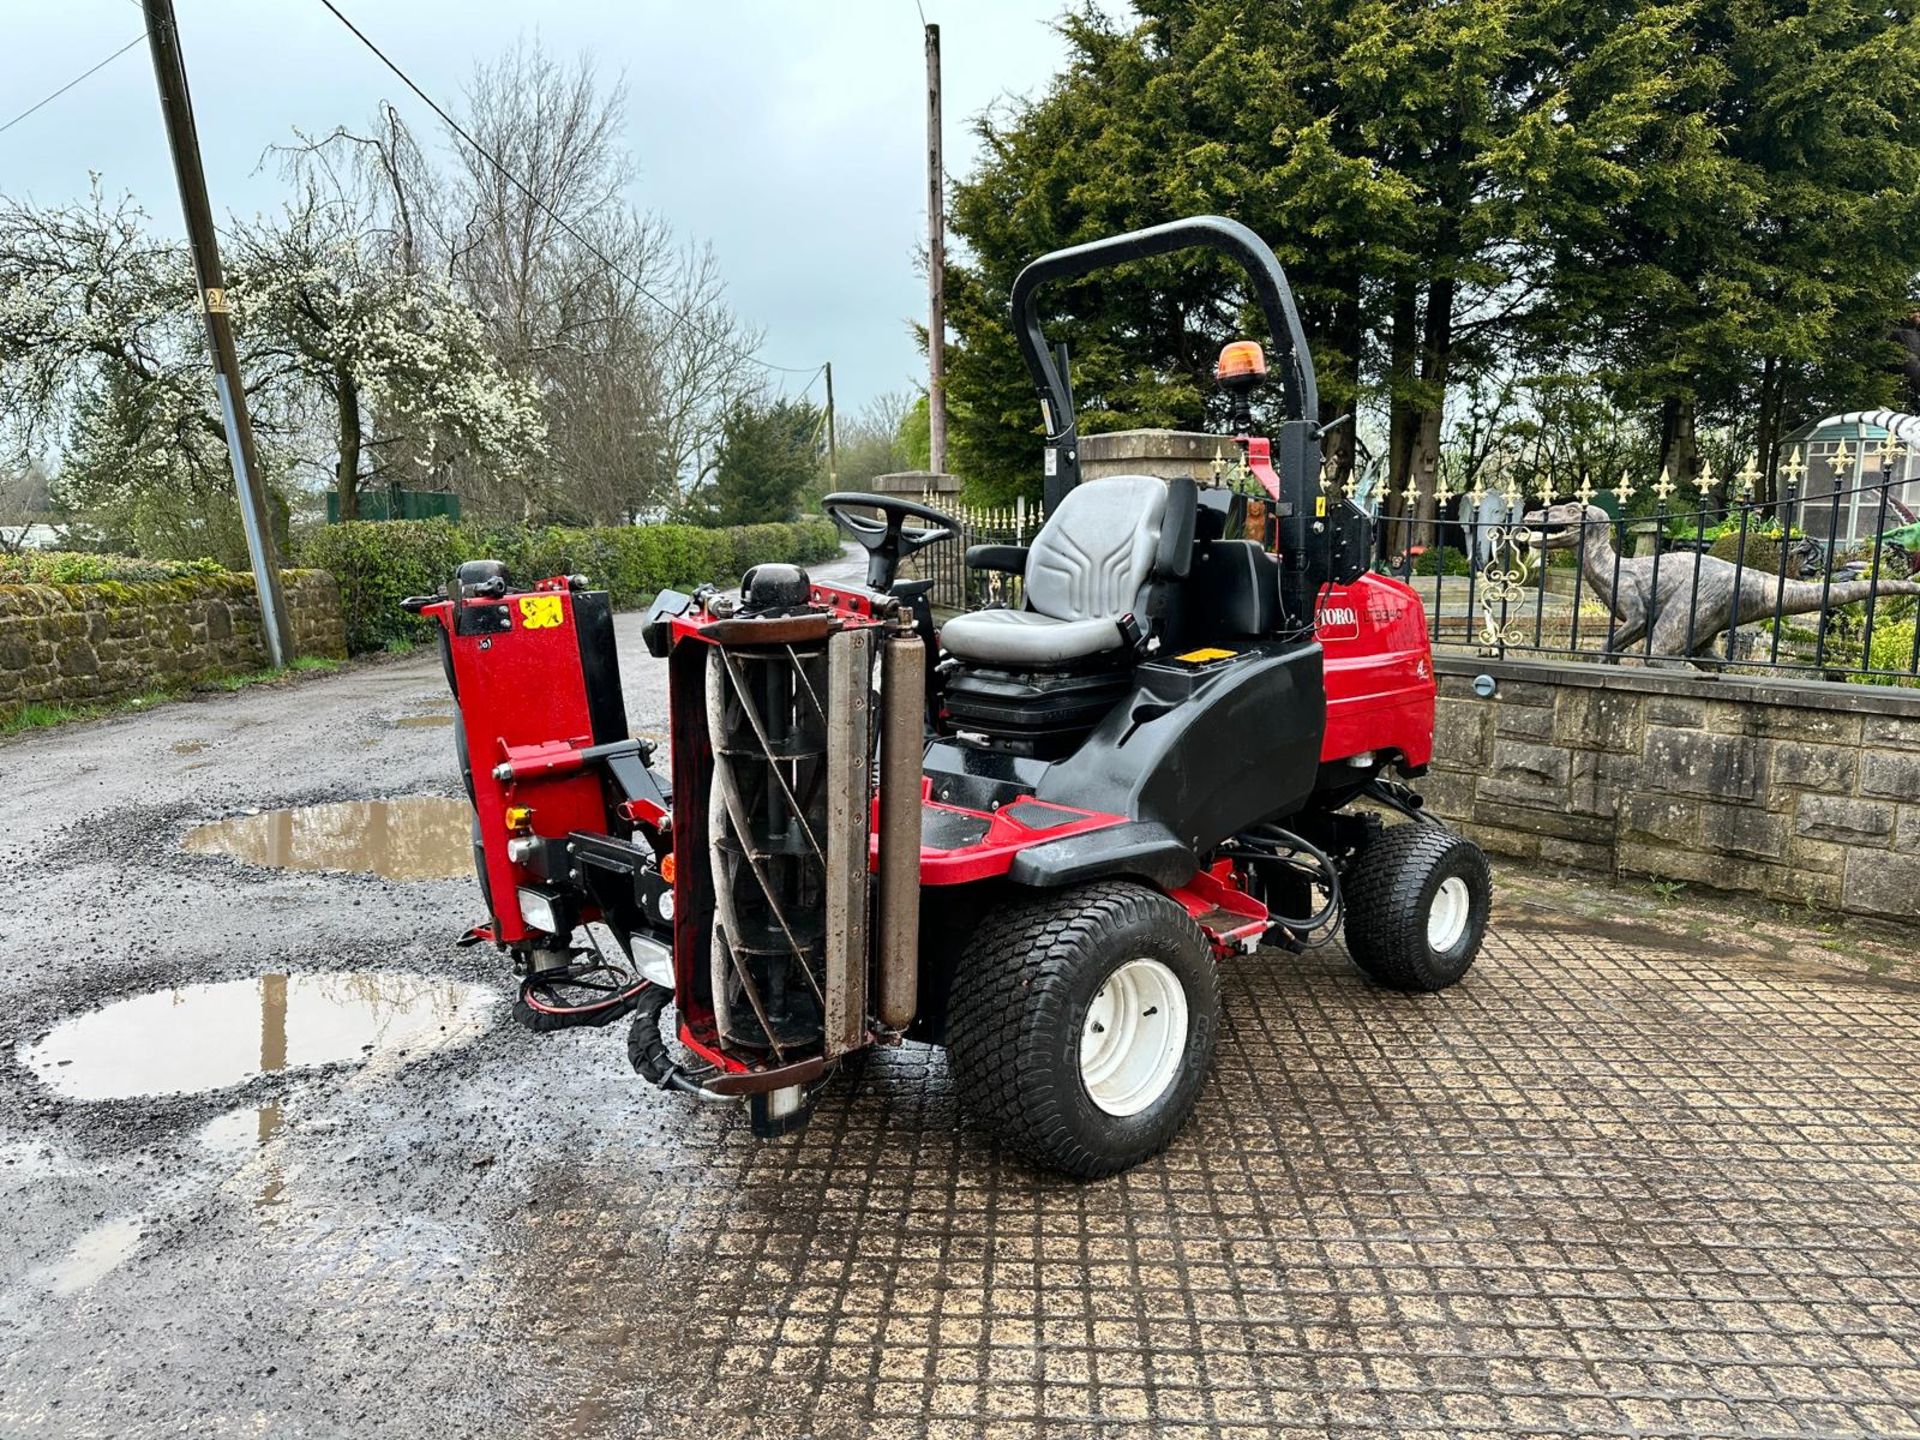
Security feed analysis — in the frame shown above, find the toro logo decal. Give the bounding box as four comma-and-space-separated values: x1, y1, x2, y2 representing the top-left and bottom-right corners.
1316, 603, 1360, 641
517, 595, 564, 630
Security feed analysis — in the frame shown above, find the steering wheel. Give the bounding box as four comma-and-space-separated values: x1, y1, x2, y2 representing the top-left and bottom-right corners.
822, 491, 961, 591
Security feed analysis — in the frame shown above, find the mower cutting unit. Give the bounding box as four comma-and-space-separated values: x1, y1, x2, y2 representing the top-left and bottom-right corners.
409, 216, 1490, 1177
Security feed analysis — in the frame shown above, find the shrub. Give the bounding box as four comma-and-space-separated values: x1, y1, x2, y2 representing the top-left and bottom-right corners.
1412, 547, 1471, 577
1707, 529, 1783, 575
295, 517, 841, 654
1853, 618, 1920, 687
291, 518, 469, 655
0, 551, 227, 586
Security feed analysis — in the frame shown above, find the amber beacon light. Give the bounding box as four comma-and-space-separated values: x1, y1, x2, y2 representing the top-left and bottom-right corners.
1214, 339, 1267, 382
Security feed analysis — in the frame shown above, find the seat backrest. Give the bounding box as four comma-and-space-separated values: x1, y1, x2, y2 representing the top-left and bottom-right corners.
1173, 539, 1279, 643
1025, 475, 1195, 623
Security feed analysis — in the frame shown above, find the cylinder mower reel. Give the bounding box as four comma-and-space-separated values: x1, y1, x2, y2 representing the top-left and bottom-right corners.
408, 213, 1491, 1178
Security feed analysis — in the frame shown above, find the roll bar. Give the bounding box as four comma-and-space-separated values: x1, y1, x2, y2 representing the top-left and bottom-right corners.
1008, 215, 1321, 499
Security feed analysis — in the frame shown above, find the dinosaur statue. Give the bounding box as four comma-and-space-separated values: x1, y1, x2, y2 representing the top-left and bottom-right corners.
1519, 501, 1920, 665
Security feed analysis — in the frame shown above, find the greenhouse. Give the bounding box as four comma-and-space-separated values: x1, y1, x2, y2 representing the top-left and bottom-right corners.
1780, 409, 1920, 545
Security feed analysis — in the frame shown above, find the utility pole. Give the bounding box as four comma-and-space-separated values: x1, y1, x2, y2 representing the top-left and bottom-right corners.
925, 22, 947, 476
144, 0, 292, 666
822, 362, 839, 488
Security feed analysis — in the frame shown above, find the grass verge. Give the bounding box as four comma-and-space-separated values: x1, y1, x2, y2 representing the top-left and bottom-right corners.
0, 657, 343, 735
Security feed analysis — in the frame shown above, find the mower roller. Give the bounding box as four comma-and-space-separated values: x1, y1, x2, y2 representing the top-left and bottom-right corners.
407, 215, 1491, 1177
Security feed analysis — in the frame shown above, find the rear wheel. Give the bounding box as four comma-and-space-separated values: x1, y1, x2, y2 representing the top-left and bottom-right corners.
946, 881, 1219, 1179
1341, 824, 1491, 992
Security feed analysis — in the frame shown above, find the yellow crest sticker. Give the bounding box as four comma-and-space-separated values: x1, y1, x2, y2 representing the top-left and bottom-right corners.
517, 595, 564, 630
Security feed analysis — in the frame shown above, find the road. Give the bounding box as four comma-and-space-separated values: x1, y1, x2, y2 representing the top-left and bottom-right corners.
2, 545, 1918, 1438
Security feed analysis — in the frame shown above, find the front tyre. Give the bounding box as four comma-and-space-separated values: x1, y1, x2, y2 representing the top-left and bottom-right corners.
1342, 825, 1491, 992
946, 881, 1220, 1179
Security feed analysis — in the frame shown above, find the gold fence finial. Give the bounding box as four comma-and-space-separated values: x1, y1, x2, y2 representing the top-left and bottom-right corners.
1735, 457, 1760, 498
1615, 470, 1637, 505
1830, 440, 1853, 478
1653, 466, 1675, 502
1783, 447, 1806, 488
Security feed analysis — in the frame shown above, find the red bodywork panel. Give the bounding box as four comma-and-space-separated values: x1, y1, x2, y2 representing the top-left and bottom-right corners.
1315, 572, 1435, 770
422, 582, 614, 945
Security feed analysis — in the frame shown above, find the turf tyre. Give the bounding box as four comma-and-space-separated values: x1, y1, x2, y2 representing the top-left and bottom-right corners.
945, 880, 1219, 1179
1341, 824, 1490, 992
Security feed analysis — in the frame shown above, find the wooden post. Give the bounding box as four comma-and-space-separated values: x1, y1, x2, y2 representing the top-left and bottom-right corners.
823, 361, 838, 489
925, 23, 947, 475
145, 0, 292, 665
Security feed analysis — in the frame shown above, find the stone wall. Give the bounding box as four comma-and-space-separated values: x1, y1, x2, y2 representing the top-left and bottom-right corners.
1425, 656, 1920, 923
0, 571, 347, 711
1079, 429, 1226, 484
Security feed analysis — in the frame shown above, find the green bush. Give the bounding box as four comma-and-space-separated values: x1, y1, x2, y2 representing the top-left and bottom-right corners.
1412, 546, 1471, 577
1853, 618, 1920, 687
1707, 529, 1783, 574
0, 551, 227, 586
295, 517, 841, 654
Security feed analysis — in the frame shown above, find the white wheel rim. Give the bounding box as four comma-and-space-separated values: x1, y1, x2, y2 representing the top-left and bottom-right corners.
1078, 958, 1189, 1117
1427, 876, 1470, 952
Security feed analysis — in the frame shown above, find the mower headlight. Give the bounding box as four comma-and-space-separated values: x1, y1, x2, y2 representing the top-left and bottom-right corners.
630, 934, 674, 989
517, 887, 561, 935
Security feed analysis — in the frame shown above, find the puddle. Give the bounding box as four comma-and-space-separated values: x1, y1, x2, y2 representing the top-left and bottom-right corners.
46, 1216, 143, 1296
182, 797, 473, 881
22, 971, 494, 1102
394, 713, 453, 729
201, 1103, 290, 1210
200, 1102, 286, 1157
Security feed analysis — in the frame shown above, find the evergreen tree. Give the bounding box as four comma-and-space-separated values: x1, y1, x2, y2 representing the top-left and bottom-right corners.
685, 398, 823, 528
943, 0, 1920, 510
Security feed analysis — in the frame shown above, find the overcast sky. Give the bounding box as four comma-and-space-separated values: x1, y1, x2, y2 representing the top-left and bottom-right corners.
2, 1, 1119, 414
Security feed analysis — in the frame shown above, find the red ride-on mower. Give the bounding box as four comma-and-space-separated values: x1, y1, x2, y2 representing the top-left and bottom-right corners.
408, 216, 1490, 1177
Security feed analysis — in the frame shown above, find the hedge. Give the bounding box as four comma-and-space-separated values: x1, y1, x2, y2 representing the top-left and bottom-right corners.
294, 517, 842, 654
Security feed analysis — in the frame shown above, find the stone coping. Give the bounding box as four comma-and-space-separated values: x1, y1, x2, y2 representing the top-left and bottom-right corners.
1435, 652, 1920, 718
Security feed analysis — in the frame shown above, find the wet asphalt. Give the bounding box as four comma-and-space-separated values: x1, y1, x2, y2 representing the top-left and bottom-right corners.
4, 544, 1919, 1438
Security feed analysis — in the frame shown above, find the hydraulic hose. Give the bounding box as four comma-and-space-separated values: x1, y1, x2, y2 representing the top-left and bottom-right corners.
1227, 821, 1345, 942
625, 985, 731, 1100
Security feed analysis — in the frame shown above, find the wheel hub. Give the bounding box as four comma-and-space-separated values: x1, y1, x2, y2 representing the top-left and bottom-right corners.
1427, 875, 1470, 952
1078, 957, 1189, 1117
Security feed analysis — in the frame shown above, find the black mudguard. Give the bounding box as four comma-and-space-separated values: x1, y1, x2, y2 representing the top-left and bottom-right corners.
1005, 820, 1194, 890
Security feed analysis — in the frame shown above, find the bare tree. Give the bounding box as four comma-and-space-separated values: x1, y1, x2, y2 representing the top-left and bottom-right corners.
439, 42, 762, 521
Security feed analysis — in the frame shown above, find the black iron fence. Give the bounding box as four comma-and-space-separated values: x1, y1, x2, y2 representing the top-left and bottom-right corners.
898, 496, 1042, 613
1366, 446, 1920, 686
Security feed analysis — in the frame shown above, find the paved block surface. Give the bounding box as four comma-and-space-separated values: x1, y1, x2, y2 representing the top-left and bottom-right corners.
497, 928, 1920, 1439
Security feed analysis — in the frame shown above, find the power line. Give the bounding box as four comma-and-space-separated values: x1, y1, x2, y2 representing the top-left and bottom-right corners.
312, 0, 824, 379
0, 33, 146, 139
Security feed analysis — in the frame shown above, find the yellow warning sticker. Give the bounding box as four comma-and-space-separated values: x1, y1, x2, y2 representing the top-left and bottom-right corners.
1175, 647, 1235, 663
1315, 495, 1327, 517
517, 594, 564, 630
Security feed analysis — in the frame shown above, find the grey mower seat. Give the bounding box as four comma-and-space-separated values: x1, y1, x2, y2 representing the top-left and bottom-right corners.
942, 474, 1195, 666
